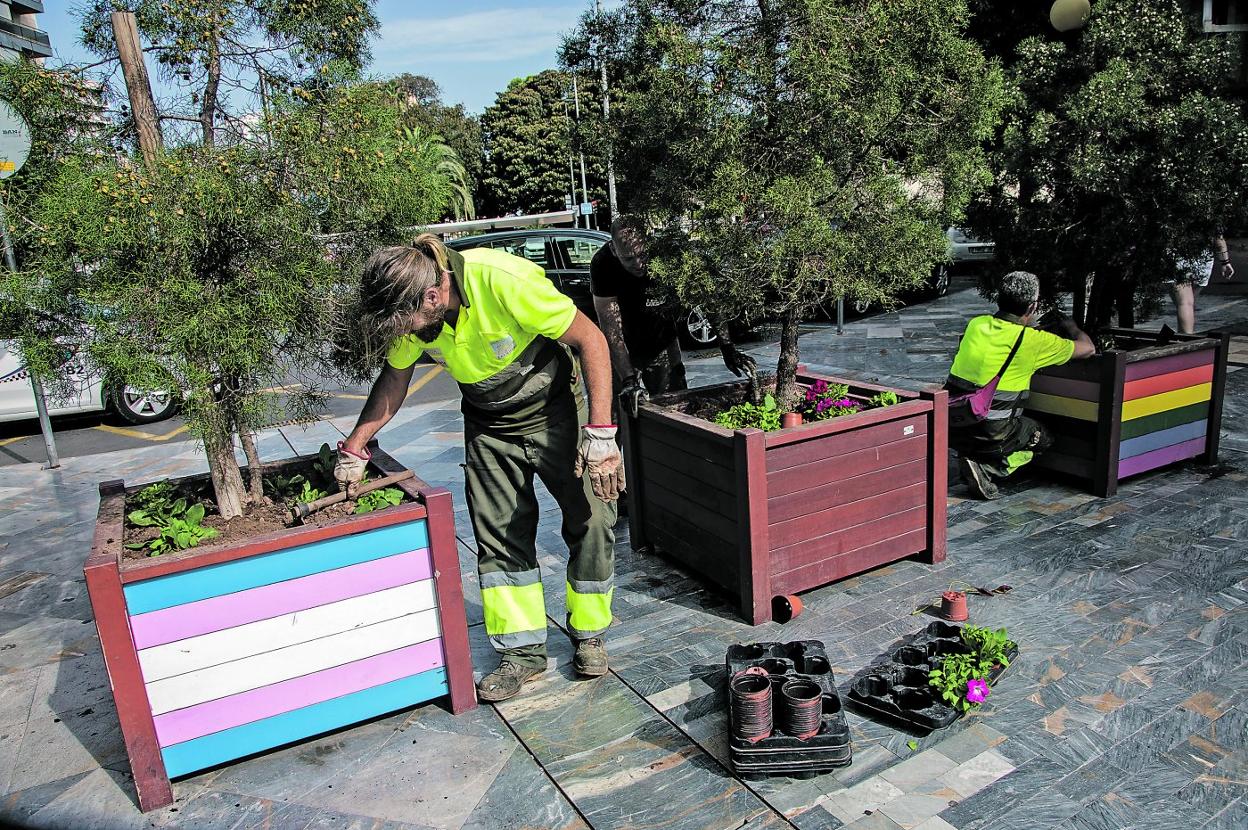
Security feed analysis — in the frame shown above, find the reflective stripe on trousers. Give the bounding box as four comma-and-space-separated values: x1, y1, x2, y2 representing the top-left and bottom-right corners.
566, 577, 614, 639
480, 567, 547, 650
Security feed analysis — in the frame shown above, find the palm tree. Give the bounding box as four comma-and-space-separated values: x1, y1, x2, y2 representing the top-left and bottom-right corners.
402, 126, 475, 220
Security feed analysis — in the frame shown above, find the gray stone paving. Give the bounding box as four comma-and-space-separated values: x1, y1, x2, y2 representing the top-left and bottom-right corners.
0, 278, 1245, 829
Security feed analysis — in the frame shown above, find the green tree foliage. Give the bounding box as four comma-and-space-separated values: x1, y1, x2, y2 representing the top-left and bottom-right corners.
573, 0, 1004, 405
390, 73, 484, 210
78, 0, 379, 145
963, 0, 1248, 328
3, 4, 453, 520
479, 70, 607, 217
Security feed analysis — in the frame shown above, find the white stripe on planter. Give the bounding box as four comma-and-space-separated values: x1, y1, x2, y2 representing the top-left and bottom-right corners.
144, 609, 442, 716
138, 579, 438, 682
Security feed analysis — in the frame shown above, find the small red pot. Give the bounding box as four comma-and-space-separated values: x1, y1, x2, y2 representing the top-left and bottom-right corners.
781, 412, 803, 429
941, 590, 969, 621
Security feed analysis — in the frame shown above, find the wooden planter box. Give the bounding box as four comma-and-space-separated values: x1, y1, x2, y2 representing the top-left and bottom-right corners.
1023, 329, 1230, 497
621, 370, 948, 625
84, 443, 475, 812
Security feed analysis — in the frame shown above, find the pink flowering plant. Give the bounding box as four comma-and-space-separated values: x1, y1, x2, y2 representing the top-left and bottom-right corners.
927, 624, 1014, 712
966, 679, 990, 705
800, 379, 861, 421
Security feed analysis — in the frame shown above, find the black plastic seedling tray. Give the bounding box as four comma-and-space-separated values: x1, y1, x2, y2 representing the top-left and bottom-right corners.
725, 640, 852, 776
846, 620, 1019, 733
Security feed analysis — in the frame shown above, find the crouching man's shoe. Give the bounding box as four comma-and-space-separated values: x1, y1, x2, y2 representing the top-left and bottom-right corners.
573, 637, 609, 677
959, 457, 1000, 501
477, 660, 545, 702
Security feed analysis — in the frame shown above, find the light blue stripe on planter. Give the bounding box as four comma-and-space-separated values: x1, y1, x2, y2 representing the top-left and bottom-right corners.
160, 666, 448, 778
1118, 420, 1207, 461
124, 520, 429, 615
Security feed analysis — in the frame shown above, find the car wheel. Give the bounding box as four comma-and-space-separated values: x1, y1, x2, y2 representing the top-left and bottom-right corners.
679, 306, 720, 348
110, 383, 176, 425
931, 263, 951, 297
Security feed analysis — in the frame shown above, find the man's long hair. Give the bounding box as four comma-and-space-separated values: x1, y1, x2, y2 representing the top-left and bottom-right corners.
355, 233, 448, 365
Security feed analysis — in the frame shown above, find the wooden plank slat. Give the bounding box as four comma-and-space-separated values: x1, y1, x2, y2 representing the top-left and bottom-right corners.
145, 609, 441, 716
1117, 436, 1207, 479
923, 388, 948, 565
130, 548, 433, 650
769, 506, 926, 575
1031, 449, 1097, 480
768, 482, 927, 550
638, 423, 735, 473
735, 429, 771, 625
1122, 348, 1215, 380
771, 529, 927, 597
1121, 383, 1212, 421
138, 580, 438, 682
767, 458, 926, 525
1030, 357, 1104, 383
766, 415, 928, 474
123, 521, 430, 615
1119, 401, 1209, 441
767, 434, 928, 500
641, 479, 738, 545
1028, 374, 1102, 402
1202, 333, 1230, 466
1092, 350, 1127, 497
160, 668, 448, 778
763, 399, 931, 449
154, 639, 446, 747
634, 448, 738, 506
1118, 420, 1207, 461
1123, 364, 1215, 401
84, 483, 174, 812
1025, 391, 1099, 422
645, 523, 738, 593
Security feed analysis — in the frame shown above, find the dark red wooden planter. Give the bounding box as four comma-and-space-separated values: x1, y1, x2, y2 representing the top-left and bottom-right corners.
84, 443, 475, 812
1022, 329, 1230, 497
620, 369, 948, 624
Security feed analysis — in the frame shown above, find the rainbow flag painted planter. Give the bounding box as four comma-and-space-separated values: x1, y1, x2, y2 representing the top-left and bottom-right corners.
84, 445, 475, 813
1023, 329, 1230, 497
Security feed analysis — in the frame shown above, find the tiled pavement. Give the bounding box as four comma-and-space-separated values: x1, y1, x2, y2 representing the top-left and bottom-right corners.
0, 279, 1245, 829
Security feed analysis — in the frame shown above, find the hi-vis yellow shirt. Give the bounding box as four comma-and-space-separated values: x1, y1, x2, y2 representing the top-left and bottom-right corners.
386, 247, 578, 382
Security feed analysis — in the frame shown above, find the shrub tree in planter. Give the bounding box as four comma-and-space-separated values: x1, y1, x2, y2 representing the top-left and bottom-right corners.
1, 4, 479, 809
567, 0, 1004, 621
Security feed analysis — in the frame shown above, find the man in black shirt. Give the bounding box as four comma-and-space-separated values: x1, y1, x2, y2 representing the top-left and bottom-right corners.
591, 215, 756, 416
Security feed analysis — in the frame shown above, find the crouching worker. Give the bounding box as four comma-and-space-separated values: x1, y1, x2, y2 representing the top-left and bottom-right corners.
944, 270, 1094, 499
335, 234, 622, 701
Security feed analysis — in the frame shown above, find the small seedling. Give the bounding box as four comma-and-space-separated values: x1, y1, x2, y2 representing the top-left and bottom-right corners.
869, 390, 900, 408
263, 472, 307, 501
961, 625, 1013, 669
295, 479, 329, 504
353, 487, 403, 514
714, 393, 782, 431
125, 502, 218, 557
312, 442, 336, 481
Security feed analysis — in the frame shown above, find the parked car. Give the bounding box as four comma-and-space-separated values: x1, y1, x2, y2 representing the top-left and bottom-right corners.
444, 228, 727, 347
0, 341, 176, 425
946, 227, 996, 268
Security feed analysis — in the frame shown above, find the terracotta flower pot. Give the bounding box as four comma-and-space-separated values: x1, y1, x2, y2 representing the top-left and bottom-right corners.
941, 590, 968, 621
781, 412, 803, 429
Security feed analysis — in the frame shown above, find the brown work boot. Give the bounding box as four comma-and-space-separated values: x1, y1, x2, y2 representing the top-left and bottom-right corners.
477, 660, 545, 702
959, 457, 1000, 501
573, 637, 609, 677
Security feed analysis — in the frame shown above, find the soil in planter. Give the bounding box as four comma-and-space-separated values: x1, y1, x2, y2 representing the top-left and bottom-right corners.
121, 459, 409, 560
668, 377, 778, 423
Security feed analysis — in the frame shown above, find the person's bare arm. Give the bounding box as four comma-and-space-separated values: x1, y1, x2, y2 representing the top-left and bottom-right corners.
1055, 318, 1096, 360
342, 362, 416, 454
1215, 236, 1235, 280
592, 295, 634, 380
558, 311, 614, 426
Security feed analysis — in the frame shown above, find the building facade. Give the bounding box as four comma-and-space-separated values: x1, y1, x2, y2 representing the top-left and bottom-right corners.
0, 1, 51, 63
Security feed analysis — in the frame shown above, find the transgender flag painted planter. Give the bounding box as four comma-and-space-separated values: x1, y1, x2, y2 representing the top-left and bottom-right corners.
1023, 329, 1230, 497
84, 445, 474, 813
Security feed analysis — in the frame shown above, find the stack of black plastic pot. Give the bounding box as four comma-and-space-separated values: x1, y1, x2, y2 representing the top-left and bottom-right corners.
725, 641, 852, 777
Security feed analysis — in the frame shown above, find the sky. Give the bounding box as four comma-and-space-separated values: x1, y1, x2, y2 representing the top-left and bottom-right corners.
40, 0, 611, 114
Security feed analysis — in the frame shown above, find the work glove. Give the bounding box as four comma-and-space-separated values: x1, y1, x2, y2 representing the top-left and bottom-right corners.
334, 441, 370, 494
720, 343, 758, 379
619, 372, 649, 419
574, 425, 626, 502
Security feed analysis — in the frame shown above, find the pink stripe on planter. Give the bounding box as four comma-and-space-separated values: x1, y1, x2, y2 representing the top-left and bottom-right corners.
153, 639, 445, 747
1117, 436, 1207, 480
129, 548, 433, 650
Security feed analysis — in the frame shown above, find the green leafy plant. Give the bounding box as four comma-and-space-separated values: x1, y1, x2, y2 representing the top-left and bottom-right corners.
869, 391, 900, 409
296, 480, 330, 504
263, 472, 307, 500
127, 482, 189, 528
714, 393, 782, 431
125, 503, 219, 557
928, 652, 988, 712
312, 443, 336, 483
353, 487, 403, 515
961, 625, 1013, 670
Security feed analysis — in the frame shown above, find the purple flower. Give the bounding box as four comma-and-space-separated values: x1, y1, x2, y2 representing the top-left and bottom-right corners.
832, 398, 856, 408
966, 679, 989, 704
